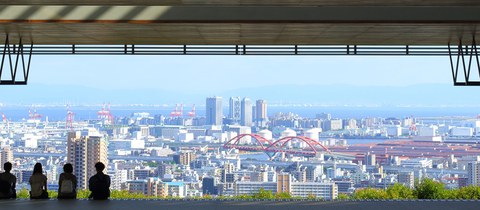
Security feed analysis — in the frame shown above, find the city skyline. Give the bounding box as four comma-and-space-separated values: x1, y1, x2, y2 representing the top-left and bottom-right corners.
5, 53, 467, 106
2, 96, 480, 199
1, 1, 480, 202
0, 47, 478, 200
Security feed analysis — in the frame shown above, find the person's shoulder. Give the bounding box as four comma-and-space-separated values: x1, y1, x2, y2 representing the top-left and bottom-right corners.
67, 173, 76, 180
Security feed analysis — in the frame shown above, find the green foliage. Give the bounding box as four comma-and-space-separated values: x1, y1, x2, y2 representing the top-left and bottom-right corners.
234, 194, 253, 199
386, 183, 415, 199
77, 189, 90, 199
47, 190, 58, 199
216, 195, 231, 200
16, 188, 29, 199
144, 161, 159, 168
252, 188, 275, 199
437, 188, 458, 199
457, 186, 480, 199
353, 188, 388, 199
13, 181, 480, 201
337, 193, 351, 200
275, 192, 292, 199
110, 190, 157, 199
414, 179, 446, 199
348, 179, 480, 200
306, 193, 316, 200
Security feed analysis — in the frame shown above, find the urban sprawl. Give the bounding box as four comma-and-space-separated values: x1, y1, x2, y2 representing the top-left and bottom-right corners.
1, 96, 480, 200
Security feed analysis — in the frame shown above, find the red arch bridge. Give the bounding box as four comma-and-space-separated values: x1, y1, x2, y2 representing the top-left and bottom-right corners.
223, 134, 354, 160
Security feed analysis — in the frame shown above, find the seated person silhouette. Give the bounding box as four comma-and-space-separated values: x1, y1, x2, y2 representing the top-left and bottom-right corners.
0, 162, 16, 199
88, 162, 110, 200
29, 163, 48, 199
58, 163, 77, 199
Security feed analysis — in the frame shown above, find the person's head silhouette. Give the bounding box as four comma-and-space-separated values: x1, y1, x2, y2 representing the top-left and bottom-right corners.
3, 162, 12, 173
63, 163, 73, 174
33, 163, 43, 174
94, 162, 105, 173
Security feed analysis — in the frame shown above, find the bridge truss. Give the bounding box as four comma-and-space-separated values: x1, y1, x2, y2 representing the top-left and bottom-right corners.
224, 135, 334, 158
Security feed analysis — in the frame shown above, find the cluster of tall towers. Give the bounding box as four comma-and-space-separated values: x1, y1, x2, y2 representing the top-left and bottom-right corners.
206, 97, 267, 127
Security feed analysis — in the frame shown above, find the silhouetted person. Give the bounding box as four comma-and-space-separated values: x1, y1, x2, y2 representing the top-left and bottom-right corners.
29, 163, 48, 199
0, 162, 16, 199
88, 162, 110, 200
58, 163, 77, 199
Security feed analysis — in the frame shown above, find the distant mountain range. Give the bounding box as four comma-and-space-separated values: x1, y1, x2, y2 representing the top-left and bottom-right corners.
0, 83, 479, 107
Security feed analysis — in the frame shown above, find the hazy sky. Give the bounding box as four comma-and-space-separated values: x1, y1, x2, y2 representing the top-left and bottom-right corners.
29, 55, 452, 93
1, 54, 479, 108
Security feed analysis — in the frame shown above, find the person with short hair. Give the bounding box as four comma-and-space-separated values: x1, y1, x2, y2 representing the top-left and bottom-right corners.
58, 163, 77, 199
29, 163, 48, 199
0, 162, 16, 199
88, 162, 110, 200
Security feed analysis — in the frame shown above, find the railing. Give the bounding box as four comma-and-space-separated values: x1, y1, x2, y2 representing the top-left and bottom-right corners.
0, 45, 467, 56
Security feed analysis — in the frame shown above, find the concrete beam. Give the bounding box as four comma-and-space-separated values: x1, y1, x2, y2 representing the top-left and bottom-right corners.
0, 6, 479, 23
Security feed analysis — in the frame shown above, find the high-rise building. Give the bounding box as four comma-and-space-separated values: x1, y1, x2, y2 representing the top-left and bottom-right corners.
229, 97, 241, 122
255, 100, 267, 121
322, 119, 343, 131
202, 177, 218, 195
206, 97, 223, 125
251, 106, 256, 124
398, 171, 415, 189
467, 161, 480, 186
0, 146, 13, 171
346, 119, 358, 129
316, 113, 332, 120
293, 169, 307, 183
255, 99, 267, 127
111, 169, 128, 190
306, 165, 323, 182
157, 163, 173, 179
173, 152, 196, 166
458, 177, 468, 188
365, 153, 376, 166
240, 97, 252, 127
277, 173, 291, 193
67, 131, 108, 189
129, 169, 150, 180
